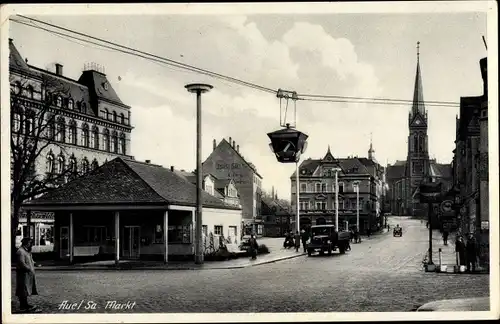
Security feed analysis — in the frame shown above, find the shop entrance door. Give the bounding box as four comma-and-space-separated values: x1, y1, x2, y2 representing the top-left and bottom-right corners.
60, 226, 69, 258
122, 226, 140, 259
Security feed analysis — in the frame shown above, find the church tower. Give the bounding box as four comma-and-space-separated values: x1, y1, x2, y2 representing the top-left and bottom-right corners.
368, 133, 376, 162
406, 41, 430, 215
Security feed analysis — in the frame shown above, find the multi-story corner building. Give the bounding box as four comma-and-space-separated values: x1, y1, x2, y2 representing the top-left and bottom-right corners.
9, 38, 133, 247
290, 144, 386, 234
202, 137, 263, 236
452, 56, 488, 269
386, 43, 452, 218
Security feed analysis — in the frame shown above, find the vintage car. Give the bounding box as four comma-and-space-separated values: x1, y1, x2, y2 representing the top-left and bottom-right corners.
307, 225, 350, 256
393, 226, 403, 237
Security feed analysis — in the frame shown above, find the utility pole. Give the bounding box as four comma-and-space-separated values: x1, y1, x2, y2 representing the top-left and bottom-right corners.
333, 167, 341, 230
354, 181, 360, 231
185, 83, 213, 265
296, 160, 300, 233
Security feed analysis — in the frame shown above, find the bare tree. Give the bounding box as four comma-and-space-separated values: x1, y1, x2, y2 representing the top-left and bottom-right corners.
10, 74, 75, 257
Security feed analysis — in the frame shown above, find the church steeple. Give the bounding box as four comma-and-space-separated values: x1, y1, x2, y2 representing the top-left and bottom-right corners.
411, 41, 426, 117
368, 133, 375, 160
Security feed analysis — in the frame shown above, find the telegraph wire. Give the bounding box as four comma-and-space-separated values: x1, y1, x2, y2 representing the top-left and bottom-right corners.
12, 15, 460, 108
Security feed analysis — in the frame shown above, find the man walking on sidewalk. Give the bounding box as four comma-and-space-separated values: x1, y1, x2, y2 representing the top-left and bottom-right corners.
16, 237, 38, 312
300, 229, 309, 253
294, 231, 301, 252
466, 234, 477, 273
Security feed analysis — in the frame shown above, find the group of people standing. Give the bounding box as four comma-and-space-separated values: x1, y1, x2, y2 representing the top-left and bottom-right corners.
455, 233, 479, 272
283, 230, 310, 252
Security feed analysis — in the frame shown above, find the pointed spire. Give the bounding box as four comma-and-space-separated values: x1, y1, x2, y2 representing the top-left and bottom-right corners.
368, 132, 375, 160
327, 145, 331, 154
411, 41, 425, 116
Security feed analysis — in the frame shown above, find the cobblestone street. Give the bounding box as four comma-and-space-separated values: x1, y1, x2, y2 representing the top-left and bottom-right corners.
11, 217, 490, 313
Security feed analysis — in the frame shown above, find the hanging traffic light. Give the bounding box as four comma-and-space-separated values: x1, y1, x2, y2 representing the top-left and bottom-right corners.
267, 123, 308, 163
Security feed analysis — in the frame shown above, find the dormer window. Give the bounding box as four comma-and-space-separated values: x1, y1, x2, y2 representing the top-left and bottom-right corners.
68, 99, 74, 110
81, 102, 87, 114
26, 85, 34, 99
113, 111, 117, 122
56, 96, 62, 108
13, 82, 21, 95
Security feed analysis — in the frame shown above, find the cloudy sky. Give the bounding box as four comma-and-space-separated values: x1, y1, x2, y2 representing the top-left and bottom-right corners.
8, 4, 488, 200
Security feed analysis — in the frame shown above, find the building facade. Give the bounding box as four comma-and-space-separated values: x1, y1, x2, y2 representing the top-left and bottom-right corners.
290, 145, 386, 233
453, 57, 488, 269
9, 39, 133, 247
202, 138, 263, 235
386, 44, 452, 217
261, 189, 292, 237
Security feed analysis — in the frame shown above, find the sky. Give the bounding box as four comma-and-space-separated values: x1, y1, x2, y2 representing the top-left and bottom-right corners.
8, 5, 488, 200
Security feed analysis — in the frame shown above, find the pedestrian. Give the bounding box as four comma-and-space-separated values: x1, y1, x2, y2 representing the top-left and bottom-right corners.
294, 231, 301, 252
455, 235, 466, 266
249, 234, 258, 260
349, 228, 354, 243
426, 221, 429, 229
16, 237, 38, 312
465, 234, 477, 272
300, 229, 309, 253
442, 229, 449, 245
367, 228, 371, 238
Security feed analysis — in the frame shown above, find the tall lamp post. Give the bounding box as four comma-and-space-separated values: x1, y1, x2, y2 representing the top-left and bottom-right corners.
332, 167, 341, 230
296, 159, 300, 233
185, 83, 213, 265
353, 181, 360, 232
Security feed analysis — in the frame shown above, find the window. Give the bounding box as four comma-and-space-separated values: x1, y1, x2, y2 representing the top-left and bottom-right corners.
12, 111, 21, 133
202, 225, 208, 237
81, 102, 87, 114
57, 155, 65, 174
413, 134, 419, 153
338, 182, 344, 193
321, 183, 327, 192
103, 129, 110, 152
112, 111, 117, 122
214, 225, 223, 236
315, 201, 327, 210
299, 201, 309, 210
154, 224, 164, 244
46, 154, 55, 174
24, 111, 34, 136
315, 183, 321, 192
90, 126, 95, 148
68, 121, 77, 145
81, 158, 90, 174
82, 124, 90, 147
13, 82, 21, 95
91, 159, 99, 170
120, 113, 125, 124
68, 99, 74, 110
26, 86, 34, 99
78, 226, 107, 246
56, 118, 66, 142
111, 131, 118, 153
69, 156, 78, 180
120, 134, 126, 155
300, 183, 307, 192
56, 96, 62, 107
93, 127, 100, 149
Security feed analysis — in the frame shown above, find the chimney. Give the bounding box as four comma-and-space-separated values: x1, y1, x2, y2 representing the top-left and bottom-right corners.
145, 160, 151, 164
170, 166, 174, 171
213, 139, 216, 151
229, 137, 232, 145
232, 140, 236, 148
237, 145, 240, 153
55, 63, 63, 76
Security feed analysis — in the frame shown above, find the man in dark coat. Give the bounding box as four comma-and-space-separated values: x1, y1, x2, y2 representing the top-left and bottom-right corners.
442, 229, 449, 245
455, 235, 466, 266
294, 231, 301, 252
466, 234, 477, 272
249, 234, 258, 260
16, 237, 38, 312
300, 229, 309, 253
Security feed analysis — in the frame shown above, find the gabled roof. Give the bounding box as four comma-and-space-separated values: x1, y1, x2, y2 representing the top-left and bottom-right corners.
321, 145, 335, 162
291, 156, 371, 178
207, 139, 262, 178
78, 70, 127, 107
24, 158, 241, 210
430, 162, 452, 179
261, 196, 292, 216
9, 39, 30, 72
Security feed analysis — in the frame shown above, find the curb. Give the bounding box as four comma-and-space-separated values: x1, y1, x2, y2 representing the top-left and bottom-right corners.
10, 253, 306, 272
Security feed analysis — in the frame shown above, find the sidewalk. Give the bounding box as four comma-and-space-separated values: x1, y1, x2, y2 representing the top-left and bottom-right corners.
423, 230, 488, 274
12, 238, 306, 271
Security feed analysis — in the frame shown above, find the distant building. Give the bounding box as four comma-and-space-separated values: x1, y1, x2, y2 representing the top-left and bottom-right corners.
386, 43, 452, 218
290, 144, 386, 234
202, 138, 263, 236
9, 39, 133, 248
261, 188, 292, 237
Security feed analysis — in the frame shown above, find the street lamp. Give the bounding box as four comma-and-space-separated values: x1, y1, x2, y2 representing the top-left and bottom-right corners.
353, 181, 360, 232
267, 124, 308, 233
185, 83, 213, 265
332, 167, 341, 230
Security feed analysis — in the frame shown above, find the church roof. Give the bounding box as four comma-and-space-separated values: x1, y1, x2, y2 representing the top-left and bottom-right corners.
386, 164, 406, 180
24, 157, 240, 210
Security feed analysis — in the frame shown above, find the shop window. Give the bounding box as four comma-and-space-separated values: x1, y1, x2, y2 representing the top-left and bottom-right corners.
154, 224, 164, 243
168, 225, 192, 243
202, 225, 208, 236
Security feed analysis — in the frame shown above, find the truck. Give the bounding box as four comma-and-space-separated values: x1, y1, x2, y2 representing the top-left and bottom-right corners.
307, 224, 351, 256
